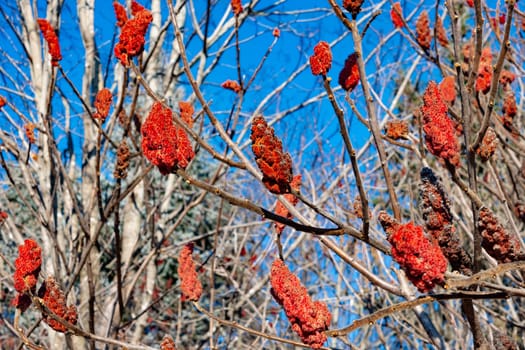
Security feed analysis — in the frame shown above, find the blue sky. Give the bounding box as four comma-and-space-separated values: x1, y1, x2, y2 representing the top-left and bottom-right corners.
0, 0, 459, 160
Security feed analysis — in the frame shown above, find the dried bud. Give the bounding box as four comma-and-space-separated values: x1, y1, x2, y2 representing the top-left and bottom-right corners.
502, 91, 517, 118
439, 76, 456, 104
476, 65, 492, 94
477, 127, 497, 162
501, 114, 518, 138
178, 101, 194, 128
221, 80, 241, 93
38, 277, 78, 333
113, 2, 128, 27
420, 167, 472, 274
160, 335, 177, 350
343, 0, 364, 18
435, 17, 448, 47
338, 53, 360, 92
114, 2, 152, 66
385, 120, 409, 140
24, 123, 37, 144
274, 175, 301, 234
0, 211, 7, 224
416, 11, 431, 50
462, 42, 472, 69
270, 259, 331, 348
0, 96, 6, 108
499, 70, 515, 86
12, 294, 32, 313
177, 243, 202, 302
475, 48, 493, 94
13, 239, 42, 296
118, 110, 128, 125
231, 0, 243, 16
141, 102, 195, 174
352, 195, 370, 219
114, 141, 130, 179
421, 81, 460, 167
380, 213, 447, 292
390, 3, 404, 28
378, 211, 399, 236
94, 88, 112, 120
479, 47, 492, 65
514, 203, 525, 224
478, 207, 522, 263
251, 115, 293, 194
272, 28, 280, 37
309, 41, 332, 76
37, 19, 62, 66
131, 0, 145, 15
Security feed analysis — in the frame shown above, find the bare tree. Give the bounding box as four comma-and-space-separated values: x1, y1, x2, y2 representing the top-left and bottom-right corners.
0, 0, 524, 349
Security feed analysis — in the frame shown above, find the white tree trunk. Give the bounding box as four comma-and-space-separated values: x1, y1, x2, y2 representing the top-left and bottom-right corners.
77, 0, 101, 347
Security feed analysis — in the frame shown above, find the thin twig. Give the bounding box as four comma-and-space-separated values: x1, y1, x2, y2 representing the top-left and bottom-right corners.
322, 75, 369, 238
327, 0, 401, 220
193, 302, 331, 350
446, 261, 525, 289
326, 290, 509, 337
168, 1, 259, 177
470, 0, 516, 151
